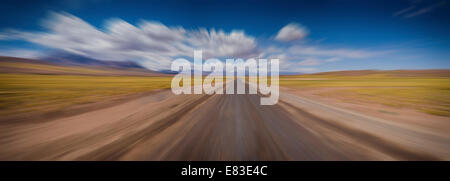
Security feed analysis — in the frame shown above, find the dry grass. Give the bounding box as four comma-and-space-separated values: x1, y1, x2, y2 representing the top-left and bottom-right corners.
280, 71, 450, 117
0, 74, 172, 116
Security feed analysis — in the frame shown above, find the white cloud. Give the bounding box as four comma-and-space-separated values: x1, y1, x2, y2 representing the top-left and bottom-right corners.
298, 58, 322, 66
394, 0, 446, 18
0, 49, 44, 59
287, 46, 375, 59
2, 12, 258, 70
292, 67, 317, 73
393, 5, 416, 17
276, 57, 318, 73
264, 44, 381, 72
0, 14, 385, 73
187, 28, 259, 59
0, 34, 9, 40
275, 23, 308, 42
296, 57, 339, 66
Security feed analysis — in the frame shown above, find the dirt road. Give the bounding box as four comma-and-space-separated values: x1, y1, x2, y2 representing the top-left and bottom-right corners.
0, 80, 449, 160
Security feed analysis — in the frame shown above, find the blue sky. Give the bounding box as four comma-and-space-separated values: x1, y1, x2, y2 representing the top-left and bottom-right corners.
0, 0, 449, 72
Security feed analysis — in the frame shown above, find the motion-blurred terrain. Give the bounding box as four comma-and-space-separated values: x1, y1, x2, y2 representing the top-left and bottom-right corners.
0, 56, 449, 160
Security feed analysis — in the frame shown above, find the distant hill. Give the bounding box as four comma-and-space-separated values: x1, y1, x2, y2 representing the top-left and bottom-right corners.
0, 56, 170, 76
39, 52, 146, 69
310, 69, 450, 77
